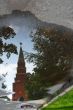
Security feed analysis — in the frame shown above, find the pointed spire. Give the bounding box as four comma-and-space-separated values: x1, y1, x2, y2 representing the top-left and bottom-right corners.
17, 43, 26, 74
12, 43, 28, 101
18, 43, 25, 63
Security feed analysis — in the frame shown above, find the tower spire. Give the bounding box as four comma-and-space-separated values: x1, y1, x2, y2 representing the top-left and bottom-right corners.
12, 43, 28, 101
18, 43, 24, 63
17, 43, 26, 74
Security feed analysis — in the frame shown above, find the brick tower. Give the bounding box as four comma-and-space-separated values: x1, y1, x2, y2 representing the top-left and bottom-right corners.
12, 45, 28, 101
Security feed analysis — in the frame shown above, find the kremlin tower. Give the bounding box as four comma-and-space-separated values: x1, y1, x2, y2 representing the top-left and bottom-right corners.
12, 44, 28, 101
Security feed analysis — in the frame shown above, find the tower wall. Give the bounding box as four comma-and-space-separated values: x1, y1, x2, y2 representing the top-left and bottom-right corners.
12, 46, 28, 101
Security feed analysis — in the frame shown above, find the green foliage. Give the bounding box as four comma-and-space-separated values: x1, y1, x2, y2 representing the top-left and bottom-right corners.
0, 26, 16, 39
0, 26, 17, 63
42, 108, 73, 110
25, 73, 48, 100
42, 88, 73, 110
27, 26, 73, 85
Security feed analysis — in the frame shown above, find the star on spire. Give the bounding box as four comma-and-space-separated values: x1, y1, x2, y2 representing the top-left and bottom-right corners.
20, 42, 22, 47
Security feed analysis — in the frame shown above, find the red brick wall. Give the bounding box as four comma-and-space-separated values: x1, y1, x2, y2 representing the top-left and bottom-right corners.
12, 74, 28, 101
